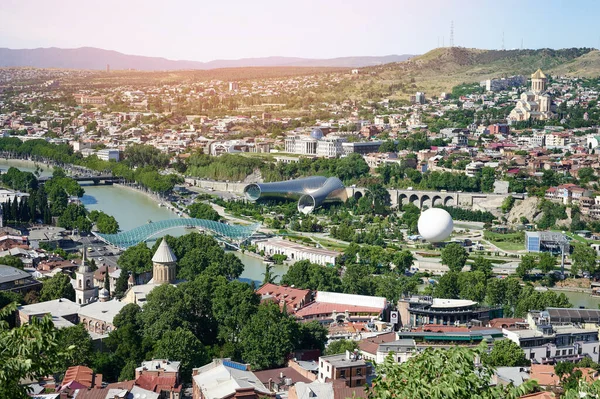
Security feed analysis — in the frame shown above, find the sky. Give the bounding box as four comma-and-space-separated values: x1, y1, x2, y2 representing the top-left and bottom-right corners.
0, 0, 598, 61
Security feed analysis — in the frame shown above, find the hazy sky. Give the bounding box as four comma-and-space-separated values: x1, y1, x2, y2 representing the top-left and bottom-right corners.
1, 0, 597, 61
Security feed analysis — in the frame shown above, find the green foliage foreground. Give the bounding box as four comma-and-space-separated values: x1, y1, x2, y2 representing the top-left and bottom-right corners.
368, 343, 537, 399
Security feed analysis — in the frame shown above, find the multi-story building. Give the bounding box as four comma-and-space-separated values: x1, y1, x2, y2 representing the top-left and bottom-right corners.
255, 238, 340, 266
525, 231, 569, 253
341, 141, 382, 155
316, 137, 344, 158
546, 133, 570, 147
285, 136, 318, 155
415, 92, 426, 104
482, 75, 525, 92
295, 291, 386, 324
397, 296, 503, 327
317, 351, 367, 387
96, 149, 120, 162
504, 310, 600, 364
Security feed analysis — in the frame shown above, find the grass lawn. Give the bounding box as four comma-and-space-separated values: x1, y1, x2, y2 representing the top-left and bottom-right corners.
488, 240, 524, 251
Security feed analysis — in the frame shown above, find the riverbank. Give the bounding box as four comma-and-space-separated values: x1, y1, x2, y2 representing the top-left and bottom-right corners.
113, 182, 182, 216
0, 157, 54, 175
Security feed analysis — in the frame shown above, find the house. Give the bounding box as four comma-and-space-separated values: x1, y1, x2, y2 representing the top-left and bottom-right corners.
317, 351, 367, 387
254, 365, 314, 393
135, 359, 182, 399
192, 359, 273, 399
0, 264, 42, 294
289, 381, 366, 399
60, 366, 102, 390
357, 332, 398, 362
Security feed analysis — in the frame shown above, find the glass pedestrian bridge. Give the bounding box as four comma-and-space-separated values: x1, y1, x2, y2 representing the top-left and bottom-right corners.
93, 218, 261, 249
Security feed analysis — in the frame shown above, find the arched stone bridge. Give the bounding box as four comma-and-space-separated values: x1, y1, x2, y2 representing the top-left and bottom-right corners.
346, 187, 522, 209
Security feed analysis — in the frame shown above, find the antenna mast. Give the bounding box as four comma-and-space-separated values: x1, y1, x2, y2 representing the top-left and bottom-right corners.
450, 21, 454, 47
501, 31, 505, 50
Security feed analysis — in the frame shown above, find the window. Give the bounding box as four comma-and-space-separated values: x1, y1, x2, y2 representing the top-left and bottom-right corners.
357, 368, 363, 376
340, 370, 346, 379
530, 352, 535, 360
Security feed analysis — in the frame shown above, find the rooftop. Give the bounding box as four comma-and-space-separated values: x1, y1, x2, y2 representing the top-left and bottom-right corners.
192, 359, 270, 399
320, 352, 367, 368
152, 238, 177, 264
0, 264, 32, 284
18, 298, 80, 318
77, 299, 126, 324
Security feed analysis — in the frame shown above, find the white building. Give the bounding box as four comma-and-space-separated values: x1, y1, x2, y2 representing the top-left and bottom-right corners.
96, 149, 120, 162
256, 238, 340, 266
316, 137, 344, 158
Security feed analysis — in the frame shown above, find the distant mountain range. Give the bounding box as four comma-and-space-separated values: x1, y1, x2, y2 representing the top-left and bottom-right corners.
0, 47, 415, 70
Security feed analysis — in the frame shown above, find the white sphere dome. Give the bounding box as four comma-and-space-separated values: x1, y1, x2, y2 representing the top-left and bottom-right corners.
417, 208, 453, 242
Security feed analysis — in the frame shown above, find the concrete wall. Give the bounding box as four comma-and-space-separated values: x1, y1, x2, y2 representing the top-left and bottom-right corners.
185, 178, 246, 194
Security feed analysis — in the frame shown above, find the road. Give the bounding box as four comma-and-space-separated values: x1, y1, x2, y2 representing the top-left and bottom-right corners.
77, 235, 121, 268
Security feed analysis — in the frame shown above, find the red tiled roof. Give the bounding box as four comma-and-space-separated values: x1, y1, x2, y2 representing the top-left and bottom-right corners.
256, 283, 310, 314
254, 366, 313, 385
61, 366, 101, 389
135, 374, 180, 393
358, 332, 397, 355
295, 302, 382, 318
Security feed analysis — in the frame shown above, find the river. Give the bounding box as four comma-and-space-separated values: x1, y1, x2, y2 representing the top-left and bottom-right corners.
0, 159, 287, 284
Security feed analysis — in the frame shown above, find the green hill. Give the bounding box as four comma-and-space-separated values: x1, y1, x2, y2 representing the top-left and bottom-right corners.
342, 47, 595, 100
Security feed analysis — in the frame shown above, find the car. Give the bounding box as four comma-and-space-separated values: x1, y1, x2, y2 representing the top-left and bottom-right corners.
98, 257, 104, 261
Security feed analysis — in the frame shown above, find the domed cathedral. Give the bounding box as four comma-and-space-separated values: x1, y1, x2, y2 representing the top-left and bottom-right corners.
508, 68, 555, 123
75, 250, 98, 305
152, 238, 177, 284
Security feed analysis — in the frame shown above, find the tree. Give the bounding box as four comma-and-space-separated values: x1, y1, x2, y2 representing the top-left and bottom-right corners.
516, 254, 537, 278
434, 272, 459, 299
393, 250, 414, 273
325, 339, 359, 355
56, 324, 94, 373
153, 327, 209, 383
441, 243, 468, 273
0, 256, 24, 270
187, 202, 220, 221
280, 260, 341, 291
555, 361, 584, 392
117, 242, 153, 274
0, 304, 71, 398
538, 252, 557, 274
262, 264, 278, 284
571, 244, 597, 276
297, 321, 328, 353
114, 270, 130, 299
95, 213, 120, 234
240, 302, 298, 370
482, 339, 529, 367
470, 256, 492, 277
57, 204, 90, 232
501, 196, 515, 213
40, 273, 75, 302
212, 279, 260, 343
367, 343, 536, 399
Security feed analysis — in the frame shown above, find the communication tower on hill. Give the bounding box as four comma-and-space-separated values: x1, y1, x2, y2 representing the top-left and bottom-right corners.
450, 21, 454, 47
501, 31, 505, 50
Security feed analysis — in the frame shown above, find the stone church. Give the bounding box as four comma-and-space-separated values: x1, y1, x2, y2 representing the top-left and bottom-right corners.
508, 69, 555, 122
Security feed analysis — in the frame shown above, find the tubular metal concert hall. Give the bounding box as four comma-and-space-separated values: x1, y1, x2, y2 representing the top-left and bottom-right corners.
243, 176, 347, 214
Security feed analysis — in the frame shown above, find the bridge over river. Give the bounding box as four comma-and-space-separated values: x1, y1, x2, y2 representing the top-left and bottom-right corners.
39, 175, 120, 185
